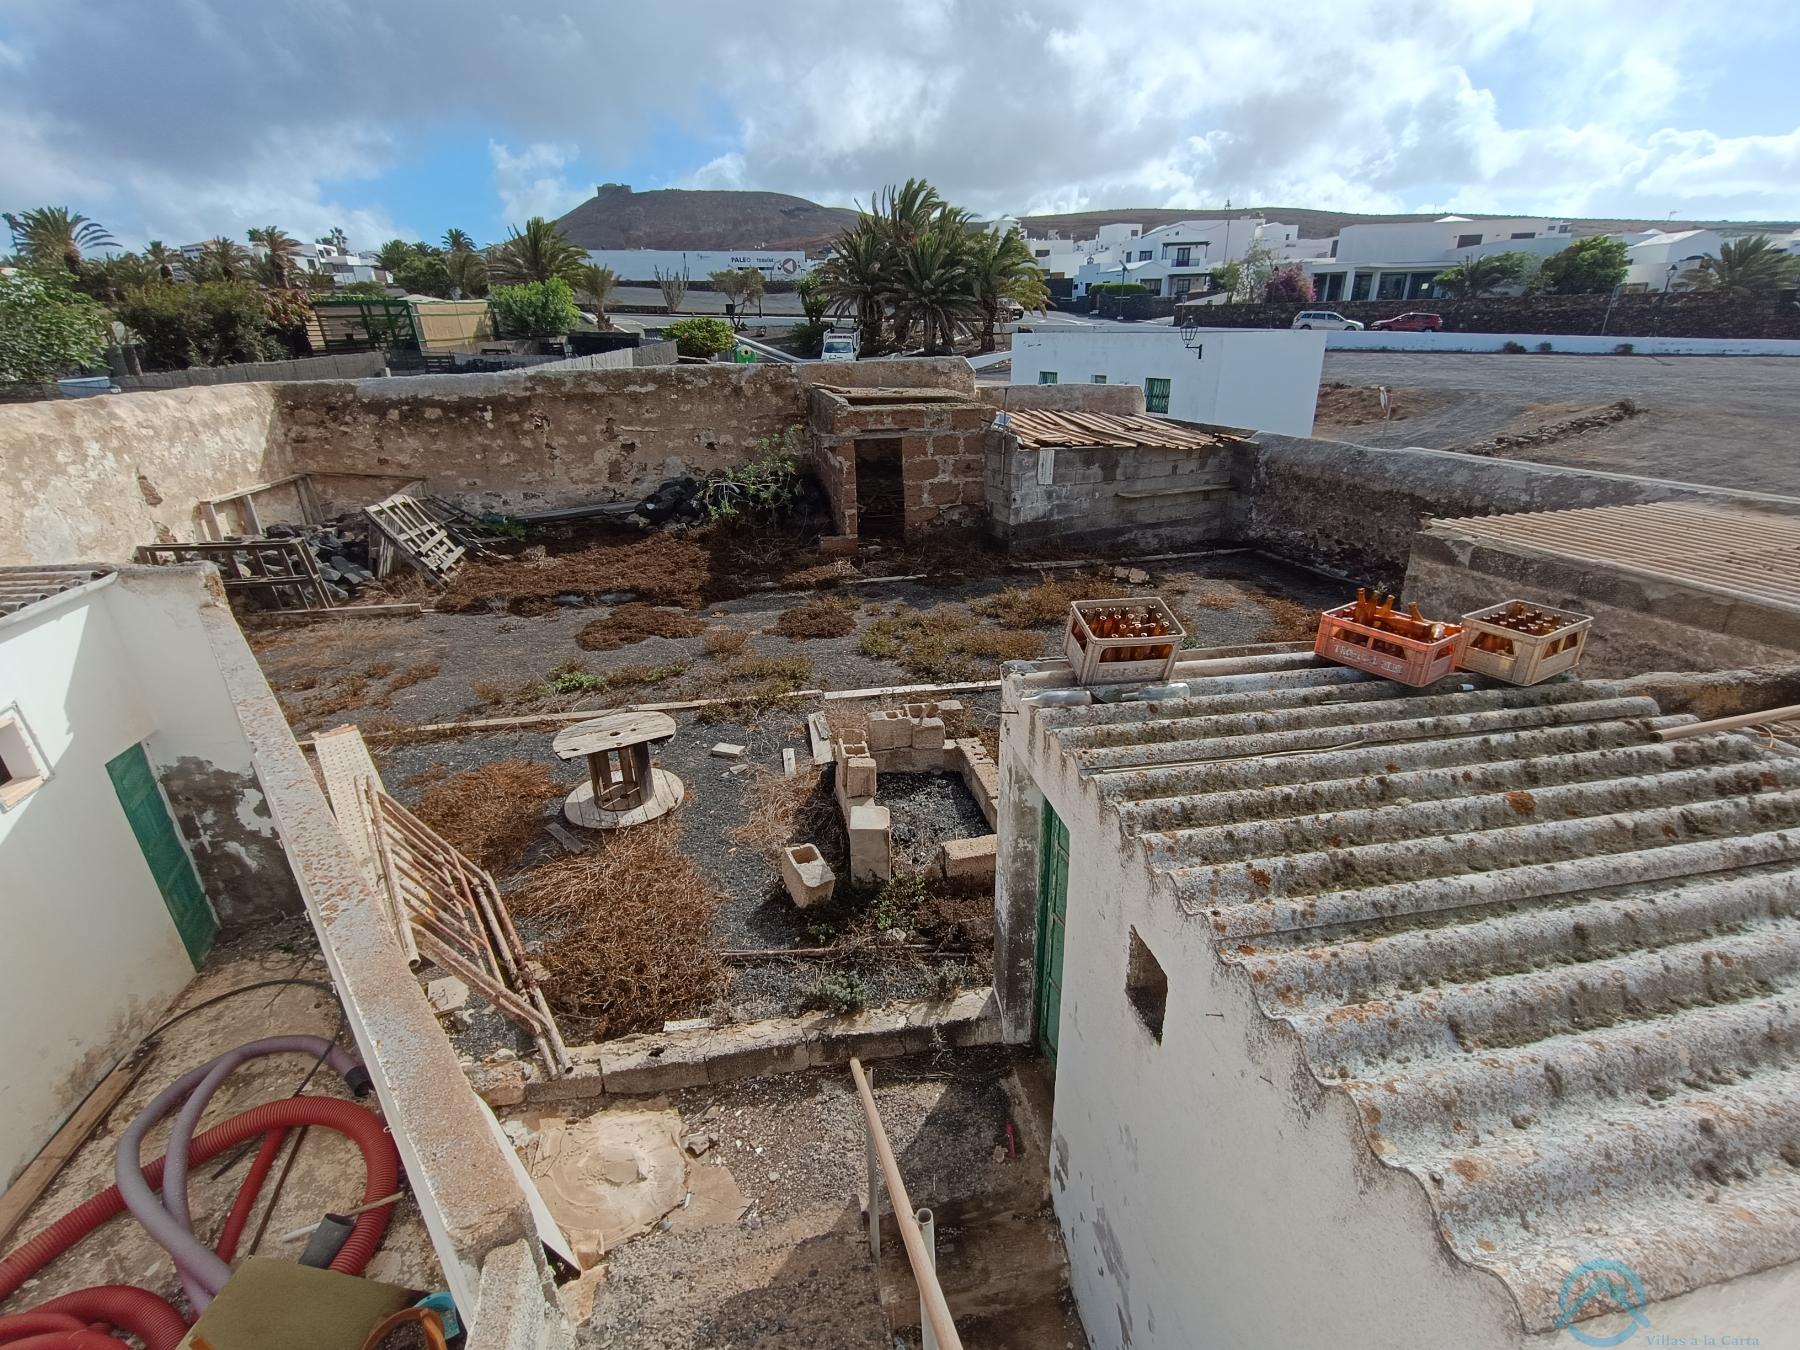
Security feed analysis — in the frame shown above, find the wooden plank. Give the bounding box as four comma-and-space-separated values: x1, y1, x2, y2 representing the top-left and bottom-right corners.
0, 1049, 148, 1247
551, 710, 679, 759
259, 603, 424, 621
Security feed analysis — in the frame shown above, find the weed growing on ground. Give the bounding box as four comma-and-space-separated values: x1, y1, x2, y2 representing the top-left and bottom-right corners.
931, 961, 970, 1000
365, 661, 395, 679
702, 627, 750, 657
859, 604, 1044, 680
384, 660, 440, 692
805, 971, 872, 1015
730, 765, 831, 866
973, 574, 1116, 628
576, 603, 706, 652
771, 593, 860, 640
411, 760, 562, 873
727, 653, 814, 687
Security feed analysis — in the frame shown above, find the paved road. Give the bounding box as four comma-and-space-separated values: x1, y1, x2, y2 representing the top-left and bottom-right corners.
1318, 351, 1800, 497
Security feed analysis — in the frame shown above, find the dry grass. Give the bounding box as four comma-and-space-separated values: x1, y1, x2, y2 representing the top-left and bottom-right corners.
514, 820, 727, 1038
859, 604, 1045, 681
294, 673, 370, 722
771, 593, 860, 640
1186, 585, 1242, 612
365, 661, 396, 679
411, 760, 562, 873
703, 627, 750, 658
973, 573, 1117, 628
384, 660, 440, 692
575, 603, 705, 652
729, 765, 833, 867
1255, 594, 1322, 643
443, 532, 715, 612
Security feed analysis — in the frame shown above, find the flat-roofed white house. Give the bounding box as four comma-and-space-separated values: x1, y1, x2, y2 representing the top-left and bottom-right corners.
1303, 215, 1574, 302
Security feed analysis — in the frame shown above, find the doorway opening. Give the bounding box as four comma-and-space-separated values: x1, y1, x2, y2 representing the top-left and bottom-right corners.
854, 437, 904, 540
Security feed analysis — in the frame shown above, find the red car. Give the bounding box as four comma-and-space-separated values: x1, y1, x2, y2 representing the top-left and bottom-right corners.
1368, 312, 1444, 332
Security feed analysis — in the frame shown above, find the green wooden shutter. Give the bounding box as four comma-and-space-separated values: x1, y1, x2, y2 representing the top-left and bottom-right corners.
1035, 801, 1071, 1064
106, 743, 217, 967
1144, 377, 1171, 414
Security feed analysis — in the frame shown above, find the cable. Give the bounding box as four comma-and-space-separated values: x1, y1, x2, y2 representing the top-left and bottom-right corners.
144, 979, 338, 1040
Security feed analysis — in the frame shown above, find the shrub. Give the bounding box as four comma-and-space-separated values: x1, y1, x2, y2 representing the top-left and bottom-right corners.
115, 281, 280, 369
488, 278, 580, 340
0, 270, 109, 382
789, 318, 828, 358
1262, 264, 1314, 304
1087, 281, 1150, 298
698, 427, 807, 525
1501, 340, 1528, 354
1535, 341, 1553, 354
664, 316, 736, 359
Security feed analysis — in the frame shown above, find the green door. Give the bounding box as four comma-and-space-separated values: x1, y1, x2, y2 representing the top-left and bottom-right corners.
1036, 800, 1071, 1063
106, 743, 216, 967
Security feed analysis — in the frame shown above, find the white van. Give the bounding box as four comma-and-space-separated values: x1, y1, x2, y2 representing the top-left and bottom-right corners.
1291, 310, 1364, 331
820, 328, 858, 362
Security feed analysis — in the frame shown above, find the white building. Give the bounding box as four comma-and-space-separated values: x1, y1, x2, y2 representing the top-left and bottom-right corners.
1304, 215, 1573, 302
584, 248, 815, 283
1009, 328, 1324, 436
1617, 229, 1726, 292
1046, 218, 1301, 299
994, 650, 1800, 1349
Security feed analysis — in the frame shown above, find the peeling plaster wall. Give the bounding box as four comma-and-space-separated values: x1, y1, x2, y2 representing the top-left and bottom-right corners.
0, 384, 288, 564
0, 578, 198, 1187
276, 365, 810, 515
1008, 686, 1528, 1348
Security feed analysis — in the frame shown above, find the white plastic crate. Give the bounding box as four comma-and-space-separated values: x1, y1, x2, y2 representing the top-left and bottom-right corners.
1457, 599, 1593, 685
1064, 597, 1186, 685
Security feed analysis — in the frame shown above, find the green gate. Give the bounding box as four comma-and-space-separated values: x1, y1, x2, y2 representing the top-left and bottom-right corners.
1035, 800, 1070, 1063
106, 743, 216, 967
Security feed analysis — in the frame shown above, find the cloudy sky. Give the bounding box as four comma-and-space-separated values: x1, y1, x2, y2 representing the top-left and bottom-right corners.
2, 0, 1796, 252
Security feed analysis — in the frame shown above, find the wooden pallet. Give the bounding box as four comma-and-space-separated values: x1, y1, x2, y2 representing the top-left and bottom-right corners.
365, 493, 465, 583
134, 539, 333, 612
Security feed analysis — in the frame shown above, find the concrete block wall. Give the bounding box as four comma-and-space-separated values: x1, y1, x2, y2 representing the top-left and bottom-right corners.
986, 430, 1238, 552
976, 383, 1146, 415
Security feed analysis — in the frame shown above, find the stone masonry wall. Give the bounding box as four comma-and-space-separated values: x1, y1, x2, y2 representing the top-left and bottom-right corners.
278, 365, 809, 517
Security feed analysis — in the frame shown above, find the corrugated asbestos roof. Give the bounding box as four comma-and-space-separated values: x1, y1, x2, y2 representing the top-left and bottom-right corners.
1000, 408, 1237, 451
1030, 655, 1800, 1331
1428, 502, 1800, 608
0, 566, 110, 618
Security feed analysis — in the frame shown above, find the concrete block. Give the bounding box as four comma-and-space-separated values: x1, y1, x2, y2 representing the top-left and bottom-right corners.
467, 1059, 528, 1108
847, 802, 892, 883
841, 754, 878, 800
781, 843, 837, 908
866, 710, 908, 752
782, 747, 798, 777
939, 833, 998, 883
597, 1036, 710, 1094
703, 1021, 818, 1084
914, 717, 947, 752
710, 742, 747, 760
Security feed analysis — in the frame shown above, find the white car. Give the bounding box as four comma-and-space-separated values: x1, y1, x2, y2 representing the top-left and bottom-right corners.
819, 329, 858, 362
1291, 310, 1364, 331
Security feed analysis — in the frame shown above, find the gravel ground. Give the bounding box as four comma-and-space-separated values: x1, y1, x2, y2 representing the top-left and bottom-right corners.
1317, 351, 1800, 495
259, 548, 1341, 1027
570, 1047, 1068, 1350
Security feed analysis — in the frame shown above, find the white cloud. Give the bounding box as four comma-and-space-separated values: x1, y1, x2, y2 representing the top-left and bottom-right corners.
489, 141, 588, 223
0, 0, 1794, 248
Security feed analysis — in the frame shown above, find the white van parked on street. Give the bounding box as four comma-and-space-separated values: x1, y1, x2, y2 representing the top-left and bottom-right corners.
1290, 310, 1364, 330
820, 327, 858, 361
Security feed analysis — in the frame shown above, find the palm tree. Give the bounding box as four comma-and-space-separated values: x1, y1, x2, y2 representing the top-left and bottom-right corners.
191, 236, 251, 282
488, 217, 587, 286
1430, 251, 1529, 299
317, 226, 350, 253
446, 247, 488, 299
1679, 235, 1799, 295
890, 218, 978, 354
374, 239, 416, 275
967, 226, 1048, 352
817, 216, 891, 355
143, 240, 178, 282
578, 263, 617, 327
442, 227, 475, 254
4, 207, 117, 275
879, 179, 944, 348
250, 226, 302, 287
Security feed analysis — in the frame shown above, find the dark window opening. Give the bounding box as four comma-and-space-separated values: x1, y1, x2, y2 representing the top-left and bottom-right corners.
1455, 232, 1483, 248
1126, 927, 1168, 1042
853, 438, 904, 541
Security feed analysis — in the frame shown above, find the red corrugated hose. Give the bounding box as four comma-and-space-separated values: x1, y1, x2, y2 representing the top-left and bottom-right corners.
0, 1098, 400, 1350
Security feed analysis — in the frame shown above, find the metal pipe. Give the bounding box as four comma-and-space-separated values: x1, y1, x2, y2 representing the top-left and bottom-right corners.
848, 1058, 963, 1350
918, 1207, 938, 1350
864, 1067, 880, 1270
1655, 704, 1800, 741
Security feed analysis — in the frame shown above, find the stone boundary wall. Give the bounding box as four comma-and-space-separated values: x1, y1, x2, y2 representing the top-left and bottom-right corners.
1177, 292, 1800, 340
1246, 433, 1800, 588
1326, 331, 1800, 356
118, 351, 390, 390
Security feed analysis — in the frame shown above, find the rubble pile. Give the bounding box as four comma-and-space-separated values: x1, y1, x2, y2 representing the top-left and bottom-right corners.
265, 517, 378, 598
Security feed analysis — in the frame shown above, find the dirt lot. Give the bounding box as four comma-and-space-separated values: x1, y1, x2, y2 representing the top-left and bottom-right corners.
1316, 352, 1800, 496
252, 535, 1336, 1047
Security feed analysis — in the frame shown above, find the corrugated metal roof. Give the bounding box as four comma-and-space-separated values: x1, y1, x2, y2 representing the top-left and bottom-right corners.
1028, 657, 1800, 1331
1428, 502, 1800, 608
0, 566, 110, 618
1001, 408, 1237, 451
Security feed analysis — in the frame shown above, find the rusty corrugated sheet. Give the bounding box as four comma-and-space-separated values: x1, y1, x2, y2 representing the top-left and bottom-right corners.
1031, 658, 1800, 1331
1003, 408, 1237, 451
1428, 502, 1800, 607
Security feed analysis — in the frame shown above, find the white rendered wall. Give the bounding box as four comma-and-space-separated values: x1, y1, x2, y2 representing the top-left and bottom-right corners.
1010, 329, 1324, 435
0, 580, 196, 1185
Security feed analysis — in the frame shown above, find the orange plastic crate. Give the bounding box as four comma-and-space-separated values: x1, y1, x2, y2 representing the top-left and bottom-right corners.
1314, 602, 1466, 687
